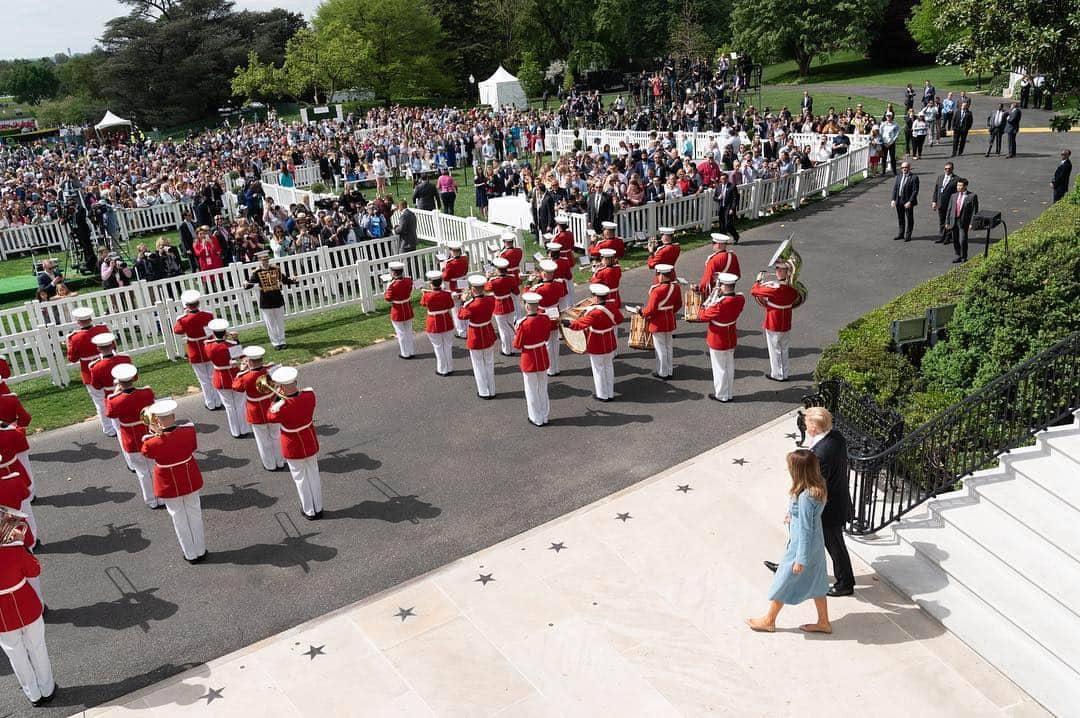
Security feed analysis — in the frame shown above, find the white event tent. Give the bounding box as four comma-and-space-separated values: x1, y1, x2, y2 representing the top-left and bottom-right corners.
478, 66, 528, 109
94, 111, 132, 132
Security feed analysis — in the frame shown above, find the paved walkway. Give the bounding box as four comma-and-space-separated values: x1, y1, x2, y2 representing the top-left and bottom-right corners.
8, 119, 1074, 717
74, 412, 1045, 717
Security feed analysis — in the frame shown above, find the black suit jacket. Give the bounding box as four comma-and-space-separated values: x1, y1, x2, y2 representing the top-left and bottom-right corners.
892, 173, 920, 206
932, 173, 957, 209
1053, 159, 1072, 191
179, 221, 197, 253
813, 430, 851, 527
945, 191, 979, 229
954, 109, 973, 134
590, 191, 615, 232
412, 180, 439, 211
713, 182, 738, 212
1005, 108, 1022, 133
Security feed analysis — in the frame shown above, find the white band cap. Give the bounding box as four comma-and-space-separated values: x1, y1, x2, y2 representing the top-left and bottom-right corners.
270, 366, 298, 384
91, 333, 116, 347
111, 364, 137, 382
467, 274, 487, 288
180, 289, 202, 305
243, 346, 266, 359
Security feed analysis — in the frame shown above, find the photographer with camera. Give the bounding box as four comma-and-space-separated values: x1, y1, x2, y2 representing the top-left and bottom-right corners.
100, 249, 134, 290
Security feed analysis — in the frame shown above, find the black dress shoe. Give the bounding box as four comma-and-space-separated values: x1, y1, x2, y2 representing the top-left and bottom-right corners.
827, 585, 855, 597
951, 257, 964, 263
436, 371, 453, 377
893, 235, 903, 240
591, 394, 612, 402
186, 552, 208, 564
709, 394, 731, 402
903, 237, 911, 242
399, 355, 413, 360
303, 510, 323, 521
528, 420, 544, 427
32, 688, 56, 707
764, 560, 778, 573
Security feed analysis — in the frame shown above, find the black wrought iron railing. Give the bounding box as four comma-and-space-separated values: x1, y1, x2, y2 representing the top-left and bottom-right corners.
803, 331, 1080, 535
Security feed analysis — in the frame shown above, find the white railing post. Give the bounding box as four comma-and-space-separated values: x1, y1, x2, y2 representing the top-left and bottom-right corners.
155, 300, 176, 361
647, 202, 658, 237
355, 259, 376, 313
792, 171, 804, 211
751, 180, 764, 218
433, 210, 444, 244
698, 193, 712, 232
32, 310, 66, 387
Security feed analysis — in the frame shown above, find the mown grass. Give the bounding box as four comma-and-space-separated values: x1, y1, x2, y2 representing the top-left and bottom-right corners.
762, 52, 980, 91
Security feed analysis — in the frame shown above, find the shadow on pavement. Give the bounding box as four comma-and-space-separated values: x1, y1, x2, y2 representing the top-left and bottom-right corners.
200, 482, 279, 511
31, 441, 119, 464
34, 486, 136, 508
38, 523, 150, 556
323, 495, 441, 524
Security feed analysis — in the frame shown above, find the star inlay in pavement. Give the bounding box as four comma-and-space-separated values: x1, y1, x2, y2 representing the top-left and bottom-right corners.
200, 687, 224, 704
676, 484, 692, 493
732, 458, 748, 466
615, 512, 632, 522
475, 573, 495, 586
303, 644, 325, 660
785, 432, 799, 440
548, 542, 566, 553
394, 607, 416, 622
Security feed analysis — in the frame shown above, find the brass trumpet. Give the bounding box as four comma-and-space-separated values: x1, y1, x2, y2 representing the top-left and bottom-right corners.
140, 406, 164, 438
0, 506, 29, 545
255, 374, 289, 400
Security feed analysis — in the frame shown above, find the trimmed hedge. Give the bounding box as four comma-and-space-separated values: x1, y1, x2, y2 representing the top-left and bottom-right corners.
816, 195, 1080, 425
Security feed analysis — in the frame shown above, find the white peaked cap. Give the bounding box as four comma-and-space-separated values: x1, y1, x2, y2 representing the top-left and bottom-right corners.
71, 307, 94, 321
111, 364, 137, 382
270, 366, 298, 384
425, 270, 443, 280
716, 272, 739, 284
539, 259, 558, 272
208, 318, 229, 333
387, 261, 405, 271
711, 233, 732, 243
521, 292, 542, 304
180, 289, 201, 305
601, 221, 617, 229
545, 242, 563, 251
91, 332, 116, 347
555, 214, 569, 224
467, 275, 487, 287
148, 398, 177, 416
599, 248, 617, 258
243, 346, 266, 359
654, 264, 674, 274
501, 232, 516, 242
445, 240, 463, 250
658, 226, 675, 234
589, 284, 610, 296
491, 257, 509, 268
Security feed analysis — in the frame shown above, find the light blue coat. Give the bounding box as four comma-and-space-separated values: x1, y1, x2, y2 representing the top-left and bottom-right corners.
767, 490, 830, 604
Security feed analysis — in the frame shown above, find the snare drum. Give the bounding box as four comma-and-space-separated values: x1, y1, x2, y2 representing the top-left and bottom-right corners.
628, 312, 653, 350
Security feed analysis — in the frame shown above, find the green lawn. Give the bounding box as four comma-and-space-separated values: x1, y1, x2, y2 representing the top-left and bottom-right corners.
763, 51, 982, 91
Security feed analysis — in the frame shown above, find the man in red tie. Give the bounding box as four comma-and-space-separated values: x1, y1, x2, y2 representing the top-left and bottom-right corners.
513, 293, 553, 426
420, 270, 455, 376
383, 261, 415, 359
641, 264, 682, 379
104, 363, 160, 508
266, 366, 323, 519
459, 275, 498, 399
944, 177, 979, 263
567, 284, 623, 401
700, 234, 741, 293
66, 307, 114, 435
697, 273, 745, 402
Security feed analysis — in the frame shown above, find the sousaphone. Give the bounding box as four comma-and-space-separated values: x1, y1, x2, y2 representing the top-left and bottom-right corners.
764, 235, 808, 308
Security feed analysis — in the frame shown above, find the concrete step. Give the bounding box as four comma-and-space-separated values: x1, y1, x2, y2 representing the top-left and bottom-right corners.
927, 489, 1080, 618
850, 523, 1080, 717
966, 471, 1080, 559
1042, 427, 1080, 467
1005, 450, 1080, 511
896, 510, 1080, 675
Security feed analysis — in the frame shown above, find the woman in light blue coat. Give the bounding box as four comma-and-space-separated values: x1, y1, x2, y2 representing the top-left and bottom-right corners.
747, 449, 832, 634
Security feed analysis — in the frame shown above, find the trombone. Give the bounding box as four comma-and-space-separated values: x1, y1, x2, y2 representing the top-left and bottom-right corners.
140, 407, 164, 438
255, 374, 289, 400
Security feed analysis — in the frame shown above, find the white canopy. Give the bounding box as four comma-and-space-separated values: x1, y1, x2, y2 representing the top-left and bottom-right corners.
479, 66, 527, 109
95, 111, 132, 131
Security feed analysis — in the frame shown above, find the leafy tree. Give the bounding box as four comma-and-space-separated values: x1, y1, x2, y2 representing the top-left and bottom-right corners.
231, 51, 286, 104
935, 0, 1079, 99
667, 4, 714, 62
430, 0, 501, 96
516, 51, 543, 97
279, 25, 369, 104
313, 0, 449, 103
730, 0, 886, 77
5, 62, 60, 105
905, 0, 951, 56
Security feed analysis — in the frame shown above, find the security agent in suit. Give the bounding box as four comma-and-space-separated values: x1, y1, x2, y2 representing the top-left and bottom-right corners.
930, 162, 958, 245
890, 161, 919, 241
944, 177, 979, 263
392, 200, 417, 253
764, 407, 855, 596
590, 186, 615, 233
178, 211, 200, 273
1004, 102, 1022, 158
1052, 149, 1073, 203
950, 102, 974, 157
985, 103, 1006, 157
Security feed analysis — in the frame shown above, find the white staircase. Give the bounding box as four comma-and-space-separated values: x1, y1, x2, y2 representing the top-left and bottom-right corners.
850, 409, 1080, 718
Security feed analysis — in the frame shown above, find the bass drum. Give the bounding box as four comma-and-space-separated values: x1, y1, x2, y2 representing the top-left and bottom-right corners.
628, 312, 653, 350
559, 298, 592, 355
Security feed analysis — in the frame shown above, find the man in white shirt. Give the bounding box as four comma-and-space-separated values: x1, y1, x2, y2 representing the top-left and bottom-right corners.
879, 113, 900, 175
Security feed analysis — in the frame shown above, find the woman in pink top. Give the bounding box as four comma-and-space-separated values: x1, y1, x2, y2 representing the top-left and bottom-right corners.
437, 169, 458, 216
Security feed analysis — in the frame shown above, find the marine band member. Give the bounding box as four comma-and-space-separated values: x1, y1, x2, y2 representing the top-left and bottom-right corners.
204, 319, 249, 438
265, 366, 323, 520
441, 241, 469, 339
172, 290, 221, 410
700, 234, 741, 293
104, 363, 160, 508
647, 227, 681, 282
751, 260, 801, 382
530, 260, 566, 377
459, 275, 497, 399
421, 270, 455, 376
486, 258, 519, 355
641, 264, 681, 380
588, 220, 625, 260
513, 293, 553, 427
566, 284, 623, 401
88, 332, 135, 469
66, 307, 114, 436
231, 346, 285, 471
590, 248, 622, 309
698, 273, 745, 402
383, 261, 415, 359
243, 250, 297, 350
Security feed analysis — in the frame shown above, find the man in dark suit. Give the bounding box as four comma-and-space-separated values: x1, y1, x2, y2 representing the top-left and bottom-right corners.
800, 91, 813, 114
944, 177, 979, 263
985, 103, 1006, 157
890, 161, 919, 241
764, 407, 855, 596
951, 101, 973, 157
713, 173, 740, 243
411, 176, 440, 211
930, 161, 958, 245
1004, 102, 1022, 158
392, 200, 417, 253
590, 184, 615, 233
178, 209, 200, 273
536, 183, 556, 237
1053, 149, 1073, 202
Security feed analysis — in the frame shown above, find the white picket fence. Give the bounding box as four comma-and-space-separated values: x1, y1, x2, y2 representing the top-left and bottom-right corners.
260, 163, 323, 189
549, 129, 870, 161
0, 222, 72, 260
562, 145, 871, 245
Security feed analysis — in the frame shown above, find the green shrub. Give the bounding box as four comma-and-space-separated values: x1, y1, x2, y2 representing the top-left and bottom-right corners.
816, 199, 1080, 422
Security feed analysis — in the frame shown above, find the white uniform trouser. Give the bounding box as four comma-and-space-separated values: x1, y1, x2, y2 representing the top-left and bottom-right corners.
765, 330, 791, 380
16, 451, 34, 498
123, 450, 159, 507
191, 362, 221, 409
287, 456, 323, 516
589, 352, 616, 399
428, 331, 454, 374
0, 617, 54, 703
217, 389, 250, 438
163, 492, 205, 560
252, 423, 285, 471
452, 296, 467, 337
20, 500, 38, 543
494, 313, 516, 354
512, 292, 523, 318
522, 371, 550, 425
653, 331, 674, 377
559, 280, 574, 312
546, 332, 561, 375
86, 385, 114, 435
469, 348, 496, 397
392, 320, 415, 358
262, 306, 286, 347
114, 425, 134, 471
709, 348, 736, 400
